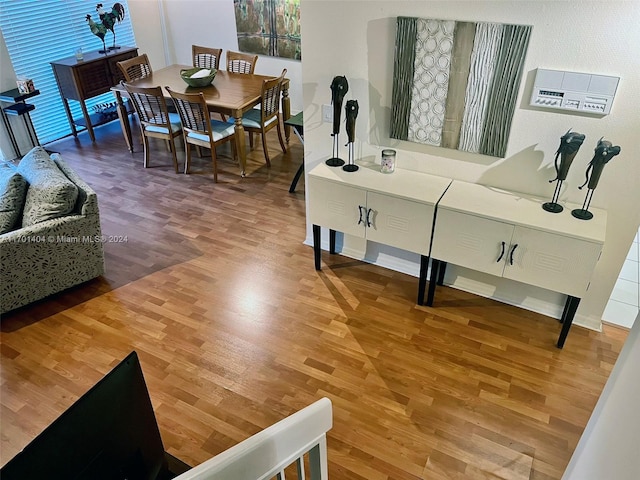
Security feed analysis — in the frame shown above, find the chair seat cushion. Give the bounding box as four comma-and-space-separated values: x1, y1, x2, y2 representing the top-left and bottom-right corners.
16, 147, 78, 227
229, 109, 278, 129
188, 120, 235, 143
0, 163, 27, 234
145, 112, 182, 134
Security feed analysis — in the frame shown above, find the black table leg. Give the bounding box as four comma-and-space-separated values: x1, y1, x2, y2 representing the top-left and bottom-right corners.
557, 295, 580, 348
329, 229, 336, 254
437, 261, 447, 285
426, 259, 440, 306
289, 163, 304, 193
313, 224, 321, 270
418, 255, 429, 305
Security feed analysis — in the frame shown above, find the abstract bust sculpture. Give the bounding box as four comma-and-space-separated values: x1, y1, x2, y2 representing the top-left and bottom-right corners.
572, 139, 621, 220
543, 129, 586, 213
326, 76, 349, 167
343, 99, 359, 172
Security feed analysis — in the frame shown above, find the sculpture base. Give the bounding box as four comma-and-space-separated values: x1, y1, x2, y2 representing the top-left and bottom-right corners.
342, 164, 359, 172
571, 208, 593, 220
326, 157, 345, 167
542, 202, 563, 213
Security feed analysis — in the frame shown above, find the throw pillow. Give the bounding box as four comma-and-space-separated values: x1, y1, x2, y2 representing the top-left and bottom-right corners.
17, 147, 78, 227
0, 162, 27, 234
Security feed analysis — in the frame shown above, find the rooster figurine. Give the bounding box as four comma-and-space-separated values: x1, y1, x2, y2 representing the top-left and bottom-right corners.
86, 14, 108, 53
96, 3, 126, 50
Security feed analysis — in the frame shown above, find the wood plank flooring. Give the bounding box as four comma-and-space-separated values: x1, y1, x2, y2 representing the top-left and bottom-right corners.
0, 120, 628, 479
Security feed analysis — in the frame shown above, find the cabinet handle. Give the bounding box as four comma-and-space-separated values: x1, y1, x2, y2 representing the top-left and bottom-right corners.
366, 208, 373, 227
496, 241, 506, 262
509, 244, 518, 265
357, 205, 365, 225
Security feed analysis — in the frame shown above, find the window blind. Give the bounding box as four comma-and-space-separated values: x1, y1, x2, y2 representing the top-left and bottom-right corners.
0, 0, 136, 144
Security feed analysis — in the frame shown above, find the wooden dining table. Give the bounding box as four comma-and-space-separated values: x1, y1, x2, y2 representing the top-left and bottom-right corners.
111, 64, 290, 176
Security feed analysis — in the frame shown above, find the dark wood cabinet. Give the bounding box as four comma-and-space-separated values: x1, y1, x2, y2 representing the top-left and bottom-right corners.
51, 47, 138, 142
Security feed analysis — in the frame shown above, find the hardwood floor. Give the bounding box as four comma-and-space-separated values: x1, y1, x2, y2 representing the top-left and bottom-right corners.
0, 121, 628, 479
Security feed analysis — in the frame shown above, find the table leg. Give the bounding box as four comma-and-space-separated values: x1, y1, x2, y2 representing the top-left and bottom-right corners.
289, 163, 304, 193
437, 261, 447, 286
79, 101, 95, 142
1, 107, 20, 158
329, 229, 336, 254
61, 98, 78, 138
313, 224, 321, 270
233, 116, 247, 177
418, 255, 429, 305
21, 110, 39, 147
114, 90, 134, 153
282, 84, 291, 142
557, 295, 580, 349
426, 259, 440, 306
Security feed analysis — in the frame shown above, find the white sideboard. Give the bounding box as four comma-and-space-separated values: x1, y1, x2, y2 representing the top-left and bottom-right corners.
307, 162, 452, 303
428, 180, 607, 348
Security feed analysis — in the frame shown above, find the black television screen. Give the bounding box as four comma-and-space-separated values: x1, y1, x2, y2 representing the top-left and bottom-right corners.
1, 351, 173, 480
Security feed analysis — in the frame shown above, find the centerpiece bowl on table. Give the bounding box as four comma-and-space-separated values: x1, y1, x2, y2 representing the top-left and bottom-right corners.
180, 67, 217, 87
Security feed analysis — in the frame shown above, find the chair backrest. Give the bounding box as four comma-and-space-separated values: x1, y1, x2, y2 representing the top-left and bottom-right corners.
192, 45, 222, 70
226, 50, 258, 74
259, 69, 287, 125
165, 87, 212, 139
117, 53, 153, 82
121, 82, 171, 130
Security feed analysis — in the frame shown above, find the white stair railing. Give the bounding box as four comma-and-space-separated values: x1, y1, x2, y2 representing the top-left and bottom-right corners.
174, 397, 333, 480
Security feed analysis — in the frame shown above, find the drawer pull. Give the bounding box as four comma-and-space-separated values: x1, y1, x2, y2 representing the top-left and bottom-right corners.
496, 241, 506, 262
366, 208, 373, 227
509, 244, 518, 265
357, 205, 365, 225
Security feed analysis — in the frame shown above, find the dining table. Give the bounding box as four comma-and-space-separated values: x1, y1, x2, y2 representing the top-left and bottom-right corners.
111, 64, 291, 176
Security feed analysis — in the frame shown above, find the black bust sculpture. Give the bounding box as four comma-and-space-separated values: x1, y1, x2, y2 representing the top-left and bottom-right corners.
572, 138, 621, 220
343, 99, 359, 172
543, 129, 585, 213
326, 76, 349, 167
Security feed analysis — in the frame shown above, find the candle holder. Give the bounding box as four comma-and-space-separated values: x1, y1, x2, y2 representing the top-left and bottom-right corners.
571, 138, 621, 220
543, 129, 585, 213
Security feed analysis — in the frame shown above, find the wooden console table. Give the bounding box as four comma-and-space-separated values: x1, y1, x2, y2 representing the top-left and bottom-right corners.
51, 47, 138, 142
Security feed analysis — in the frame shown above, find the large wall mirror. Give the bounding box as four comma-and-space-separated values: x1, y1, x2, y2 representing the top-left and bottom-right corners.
391, 17, 532, 158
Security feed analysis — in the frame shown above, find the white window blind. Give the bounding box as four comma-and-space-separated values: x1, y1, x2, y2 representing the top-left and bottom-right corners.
0, 0, 136, 144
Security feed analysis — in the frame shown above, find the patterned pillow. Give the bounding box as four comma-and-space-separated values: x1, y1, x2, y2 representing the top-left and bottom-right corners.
0, 162, 27, 234
17, 147, 78, 227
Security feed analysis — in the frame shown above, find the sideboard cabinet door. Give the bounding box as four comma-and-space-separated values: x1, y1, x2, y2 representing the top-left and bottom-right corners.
307, 174, 366, 238
431, 209, 514, 277
506, 227, 602, 297
367, 192, 434, 255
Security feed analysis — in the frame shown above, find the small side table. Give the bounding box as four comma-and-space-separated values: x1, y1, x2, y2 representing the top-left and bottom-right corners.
0, 88, 41, 158
284, 111, 304, 193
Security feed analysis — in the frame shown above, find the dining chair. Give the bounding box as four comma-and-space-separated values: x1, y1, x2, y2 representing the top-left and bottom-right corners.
232, 69, 287, 167
166, 87, 236, 182
121, 82, 182, 173
226, 50, 258, 74
192, 45, 223, 70
117, 53, 153, 82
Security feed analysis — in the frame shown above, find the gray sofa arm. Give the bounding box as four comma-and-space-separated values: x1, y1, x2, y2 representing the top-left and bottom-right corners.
0, 156, 105, 314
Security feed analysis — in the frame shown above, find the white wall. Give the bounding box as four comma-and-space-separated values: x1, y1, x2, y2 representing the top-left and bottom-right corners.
300, 0, 640, 330
562, 311, 640, 479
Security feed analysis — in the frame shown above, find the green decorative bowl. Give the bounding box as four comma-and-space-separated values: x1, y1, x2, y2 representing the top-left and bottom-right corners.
180, 67, 217, 88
